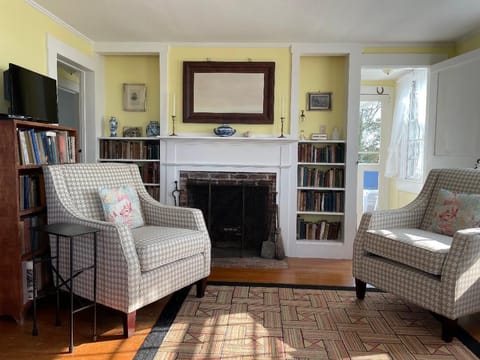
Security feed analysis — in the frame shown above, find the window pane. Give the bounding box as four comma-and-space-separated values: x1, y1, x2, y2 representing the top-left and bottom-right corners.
358, 101, 381, 164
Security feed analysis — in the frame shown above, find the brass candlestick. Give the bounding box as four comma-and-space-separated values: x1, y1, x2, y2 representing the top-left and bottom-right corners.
278, 116, 286, 138
170, 115, 177, 136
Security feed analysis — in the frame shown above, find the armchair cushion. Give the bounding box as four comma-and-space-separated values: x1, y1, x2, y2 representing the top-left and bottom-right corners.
429, 188, 480, 236
98, 185, 145, 228
365, 228, 452, 275
131, 225, 207, 272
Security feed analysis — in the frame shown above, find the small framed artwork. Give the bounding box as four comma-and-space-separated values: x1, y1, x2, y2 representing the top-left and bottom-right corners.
123, 83, 147, 112
307, 92, 332, 111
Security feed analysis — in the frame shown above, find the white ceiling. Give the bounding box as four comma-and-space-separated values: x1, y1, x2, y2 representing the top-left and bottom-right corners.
32, 0, 480, 44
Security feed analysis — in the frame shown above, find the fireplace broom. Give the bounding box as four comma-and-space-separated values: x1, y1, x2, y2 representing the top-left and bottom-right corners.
260, 197, 276, 259
274, 202, 286, 260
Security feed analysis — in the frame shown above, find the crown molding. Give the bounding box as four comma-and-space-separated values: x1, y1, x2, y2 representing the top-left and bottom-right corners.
26, 0, 93, 46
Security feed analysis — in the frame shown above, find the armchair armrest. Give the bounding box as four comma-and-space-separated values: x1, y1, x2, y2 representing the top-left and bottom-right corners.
139, 194, 208, 233
441, 228, 480, 318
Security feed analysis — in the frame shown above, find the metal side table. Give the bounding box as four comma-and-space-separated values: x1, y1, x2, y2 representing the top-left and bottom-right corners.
31, 223, 99, 353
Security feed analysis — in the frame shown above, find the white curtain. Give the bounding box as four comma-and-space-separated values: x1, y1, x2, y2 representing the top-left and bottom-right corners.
385, 70, 427, 178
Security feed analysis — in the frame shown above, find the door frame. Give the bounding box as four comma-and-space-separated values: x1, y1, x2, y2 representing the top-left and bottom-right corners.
357, 89, 392, 219
46, 34, 98, 162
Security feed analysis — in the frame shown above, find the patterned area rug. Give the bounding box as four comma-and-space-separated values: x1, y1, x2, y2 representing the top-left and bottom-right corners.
135, 282, 480, 360
212, 257, 289, 269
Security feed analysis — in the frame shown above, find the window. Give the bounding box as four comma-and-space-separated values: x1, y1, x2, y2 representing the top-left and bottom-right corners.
385, 69, 427, 191
358, 100, 382, 164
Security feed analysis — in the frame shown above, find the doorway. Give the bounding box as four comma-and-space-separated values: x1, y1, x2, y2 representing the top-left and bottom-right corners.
357, 90, 392, 222
57, 61, 82, 161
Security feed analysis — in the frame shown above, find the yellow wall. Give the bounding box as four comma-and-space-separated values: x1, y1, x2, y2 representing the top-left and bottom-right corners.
388, 180, 418, 209
104, 55, 160, 136
298, 56, 347, 140
168, 47, 291, 136
456, 31, 480, 55
0, 0, 93, 113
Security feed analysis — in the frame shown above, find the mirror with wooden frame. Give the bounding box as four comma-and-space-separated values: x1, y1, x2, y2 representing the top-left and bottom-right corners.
183, 61, 275, 124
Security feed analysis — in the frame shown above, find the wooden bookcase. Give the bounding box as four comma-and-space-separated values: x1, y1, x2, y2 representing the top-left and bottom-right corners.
98, 137, 161, 200
0, 118, 77, 323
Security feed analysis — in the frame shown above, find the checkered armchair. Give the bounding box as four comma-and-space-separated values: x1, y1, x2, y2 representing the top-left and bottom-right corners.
43, 163, 211, 337
353, 168, 480, 342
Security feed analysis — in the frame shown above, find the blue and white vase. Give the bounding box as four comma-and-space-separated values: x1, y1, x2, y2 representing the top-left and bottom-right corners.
109, 116, 118, 137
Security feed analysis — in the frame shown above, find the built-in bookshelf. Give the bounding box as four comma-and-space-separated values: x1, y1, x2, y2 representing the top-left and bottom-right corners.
0, 119, 77, 323
296, 140, 345, 242
98, 137, 161, 200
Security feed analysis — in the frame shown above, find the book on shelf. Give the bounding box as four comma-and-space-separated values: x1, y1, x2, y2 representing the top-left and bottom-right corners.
21, 258, 49, 304
17, 128, 75, 166
22, 260, 33, 304
297, 218, 341, 240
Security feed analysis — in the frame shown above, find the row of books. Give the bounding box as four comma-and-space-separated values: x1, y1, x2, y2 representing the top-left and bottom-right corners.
19, 175, 43, 210
297, 219, 341, 240
298, 167, 344, 188
298, 143, 345, 163
19, 215, 44, 255
139, 162, 160, 184
100, 140, 160, 160
17, 128, 76, 165
297, 190, 344, 212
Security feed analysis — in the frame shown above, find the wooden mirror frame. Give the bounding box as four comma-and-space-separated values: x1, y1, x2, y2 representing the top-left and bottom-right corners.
183, 61, 275, 124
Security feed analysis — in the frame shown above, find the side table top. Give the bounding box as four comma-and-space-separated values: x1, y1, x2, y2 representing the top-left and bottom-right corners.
32, 223, 99, 237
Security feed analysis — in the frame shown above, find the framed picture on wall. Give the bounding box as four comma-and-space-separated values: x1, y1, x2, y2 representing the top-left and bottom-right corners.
123, 83, 147, 112
307, 92, 332, 111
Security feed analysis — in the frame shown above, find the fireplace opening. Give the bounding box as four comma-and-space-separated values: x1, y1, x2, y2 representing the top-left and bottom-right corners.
187, 183, 272, 257
179, 171, 276, 258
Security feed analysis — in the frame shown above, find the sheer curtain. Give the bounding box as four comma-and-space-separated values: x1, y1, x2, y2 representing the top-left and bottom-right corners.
385, 70, 427, 178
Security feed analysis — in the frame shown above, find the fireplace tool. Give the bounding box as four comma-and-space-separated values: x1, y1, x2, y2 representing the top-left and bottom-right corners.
274, 194, 286, 260
260, 193, 276, 259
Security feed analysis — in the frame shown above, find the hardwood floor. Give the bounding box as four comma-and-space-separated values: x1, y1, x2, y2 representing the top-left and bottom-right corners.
0, 258, 478, 359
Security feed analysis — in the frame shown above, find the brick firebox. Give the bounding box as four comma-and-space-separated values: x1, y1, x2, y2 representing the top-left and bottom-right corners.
179, 171, 277, 257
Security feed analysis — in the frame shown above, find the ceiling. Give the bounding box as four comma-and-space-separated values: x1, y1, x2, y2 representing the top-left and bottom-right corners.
32, 0, 480, 44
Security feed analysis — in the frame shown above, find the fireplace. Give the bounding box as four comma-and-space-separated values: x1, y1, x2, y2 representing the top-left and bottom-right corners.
179, 171, 276, 257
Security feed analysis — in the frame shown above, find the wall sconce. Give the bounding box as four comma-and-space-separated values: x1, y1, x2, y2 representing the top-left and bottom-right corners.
300, 110, 306, 122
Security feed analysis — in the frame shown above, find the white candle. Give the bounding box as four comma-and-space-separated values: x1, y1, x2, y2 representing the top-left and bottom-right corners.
281, 96, 285, 118
172, 94, 176, 117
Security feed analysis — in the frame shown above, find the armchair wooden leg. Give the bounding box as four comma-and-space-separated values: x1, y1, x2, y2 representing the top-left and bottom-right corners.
196, 277, 208, 298
123, 311, 136, 338
355, 278, 367, 300
441, 317, 457, 342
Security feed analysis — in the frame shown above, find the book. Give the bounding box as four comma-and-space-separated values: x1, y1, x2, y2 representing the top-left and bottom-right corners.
28, 129, 41, 164
17, 130, 31, 165
22, 260, 33, 303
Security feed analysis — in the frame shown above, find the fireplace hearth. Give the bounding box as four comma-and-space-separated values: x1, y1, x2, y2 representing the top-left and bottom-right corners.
179, 171, 276, 257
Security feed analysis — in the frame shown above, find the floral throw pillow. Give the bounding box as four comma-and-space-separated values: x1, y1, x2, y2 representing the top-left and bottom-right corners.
98, 185, 144, 229
430, 188, 480, 236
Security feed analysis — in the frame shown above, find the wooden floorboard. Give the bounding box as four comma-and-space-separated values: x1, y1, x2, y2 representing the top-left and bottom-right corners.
0, 258, 477, 359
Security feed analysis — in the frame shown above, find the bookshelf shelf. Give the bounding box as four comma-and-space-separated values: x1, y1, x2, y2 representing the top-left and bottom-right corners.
0, 118, 77, 323
98, 137, 161, 200
296, 140, 346, 242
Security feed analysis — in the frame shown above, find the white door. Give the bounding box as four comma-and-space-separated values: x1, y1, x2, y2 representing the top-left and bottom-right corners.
357, 92, 392, 223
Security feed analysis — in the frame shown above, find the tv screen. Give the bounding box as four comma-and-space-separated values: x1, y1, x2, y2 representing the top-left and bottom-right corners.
4, 63, 58, 123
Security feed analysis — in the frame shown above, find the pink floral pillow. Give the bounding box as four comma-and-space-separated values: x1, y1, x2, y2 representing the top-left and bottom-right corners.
98, 185, 144, 228
430, 188, 480, 236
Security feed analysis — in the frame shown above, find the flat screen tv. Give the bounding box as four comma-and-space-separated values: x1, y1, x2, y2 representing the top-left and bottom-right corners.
3, 63, 58, 123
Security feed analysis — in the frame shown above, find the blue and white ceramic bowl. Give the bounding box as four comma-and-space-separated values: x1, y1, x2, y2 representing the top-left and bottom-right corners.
213, 124, 236, 137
